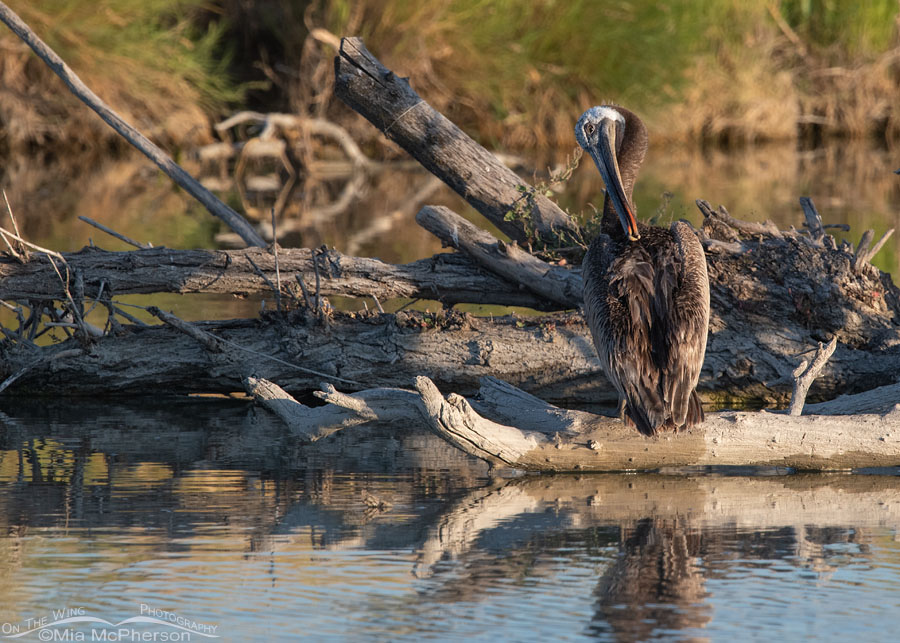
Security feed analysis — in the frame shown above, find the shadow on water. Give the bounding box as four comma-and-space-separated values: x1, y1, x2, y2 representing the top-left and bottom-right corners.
0, 398, 898, 639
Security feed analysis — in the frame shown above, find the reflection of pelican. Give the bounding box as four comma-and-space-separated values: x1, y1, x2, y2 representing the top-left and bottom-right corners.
575, 106, 710, 435
592, 518, 710, 639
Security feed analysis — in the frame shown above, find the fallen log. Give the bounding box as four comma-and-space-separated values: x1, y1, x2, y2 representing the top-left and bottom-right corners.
2, 296, 898, 405
247, 374, 900, 472
334, 37, 581, 247
0, 309, 605, 400
0, 246, 555, 310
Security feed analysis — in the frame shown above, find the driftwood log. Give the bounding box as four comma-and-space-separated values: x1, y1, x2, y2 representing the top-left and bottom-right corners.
0, 197, 896, 405
243, 373, 900, 472
334, 37, 580, 247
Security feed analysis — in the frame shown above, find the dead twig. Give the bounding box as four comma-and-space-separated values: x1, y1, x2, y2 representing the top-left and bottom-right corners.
82, 279, 107, 319
271, 208, 283, 313
78, 216, 152, 249
45, 255, 92, 340
246, 255, 283, 309
105, 301, 152, 328
788, 337, 838, 416
102, 299, 125, 335
313, 249, 323, 316
0, 298, 27, 333
295, 274, 313, 310
24, 301, 40, 341
148, 306, 225, 353
0, 225, 64, 260
798, 197, 824, 244
1, 191, 29, 262
854, 228, 895, 273
2, 191, 23, 239
696, 200, 782, 238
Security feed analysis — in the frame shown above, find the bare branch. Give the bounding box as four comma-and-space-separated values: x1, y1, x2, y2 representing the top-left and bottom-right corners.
416, 205, 581, 308
798, 196, 824, 243
78, 216, 152, 249
0, 2, 265, 248
148, 306, 225, 353
696, 199, 782, 238
788, 337, 838, 415
854, 228, 895, 272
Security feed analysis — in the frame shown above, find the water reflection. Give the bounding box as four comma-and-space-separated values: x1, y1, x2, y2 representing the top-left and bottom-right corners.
6, 138, 898, 275
592, 518, 710, 639
0, 399, 898, 640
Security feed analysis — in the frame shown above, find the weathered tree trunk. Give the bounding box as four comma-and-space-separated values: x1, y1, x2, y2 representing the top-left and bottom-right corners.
0, 309, 605, 401
0, 246, 556, 311
2, 291, 897, 406
245, 374, 900, 472
334, 37, 580, 247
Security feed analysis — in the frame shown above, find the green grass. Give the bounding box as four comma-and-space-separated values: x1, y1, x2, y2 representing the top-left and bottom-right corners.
9, 0, 243, 113
323, 0, 900, 148
780, 0, 899, 58
8, 0, 900, 149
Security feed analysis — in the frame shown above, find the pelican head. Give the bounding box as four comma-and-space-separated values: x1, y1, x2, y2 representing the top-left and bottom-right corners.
575, 106, 641, 242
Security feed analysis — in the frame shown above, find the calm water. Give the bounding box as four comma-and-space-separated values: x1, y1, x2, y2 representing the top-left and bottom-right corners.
1, 399, 899, 642
2, 135, 900, 640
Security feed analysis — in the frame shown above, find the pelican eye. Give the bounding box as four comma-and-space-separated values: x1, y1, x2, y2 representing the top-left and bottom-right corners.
584, 122, 595, 136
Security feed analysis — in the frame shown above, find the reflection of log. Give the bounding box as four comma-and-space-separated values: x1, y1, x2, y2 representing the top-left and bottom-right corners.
409, 471, 900, 630
249, 375, 900, 472
414, 474, 900, 576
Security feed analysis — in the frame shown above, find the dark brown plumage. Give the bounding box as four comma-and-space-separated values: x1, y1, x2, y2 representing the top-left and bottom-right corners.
576, 106, 710, 436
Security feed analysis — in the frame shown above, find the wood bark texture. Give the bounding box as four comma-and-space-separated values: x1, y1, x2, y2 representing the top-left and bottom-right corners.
246, 373, 900, 472
0, 246, 554, 310
334, 37, 580, 247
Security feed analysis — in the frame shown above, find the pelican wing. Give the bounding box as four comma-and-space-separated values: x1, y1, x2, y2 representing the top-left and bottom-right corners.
663, 221, 710, 427
583, 224, 710, 435
583, 234, 669, 435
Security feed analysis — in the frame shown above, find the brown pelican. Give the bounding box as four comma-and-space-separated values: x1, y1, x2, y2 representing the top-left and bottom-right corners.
575, 105, 709, 436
